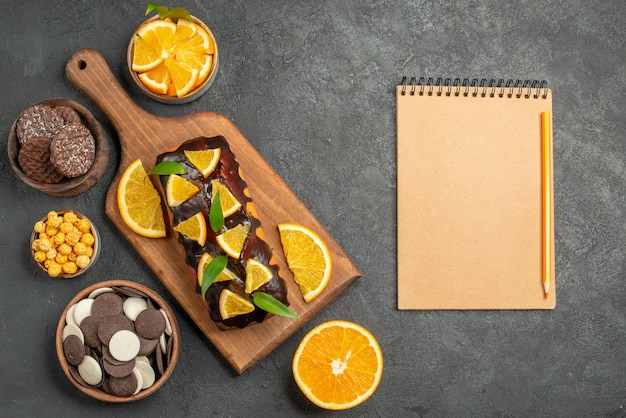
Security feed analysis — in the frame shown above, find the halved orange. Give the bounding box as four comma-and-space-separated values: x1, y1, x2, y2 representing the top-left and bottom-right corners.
166, 174, 199, 207
184, 148, 220, 177
278, 223, 332, 302
219, 289, 254, 320
211, 180, 242, 217
173, 212, 207, 246
197, 252, 237, 287
216, 224, 249, 258
117, 159, 166, 238
292, 320, 384, 410
244, 258, 274, 293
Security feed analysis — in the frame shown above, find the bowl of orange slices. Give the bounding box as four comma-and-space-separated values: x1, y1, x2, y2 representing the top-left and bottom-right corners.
127, 4, 218, 104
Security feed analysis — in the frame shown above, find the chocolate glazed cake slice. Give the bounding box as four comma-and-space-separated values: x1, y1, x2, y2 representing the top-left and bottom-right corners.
156, 136, 288, 330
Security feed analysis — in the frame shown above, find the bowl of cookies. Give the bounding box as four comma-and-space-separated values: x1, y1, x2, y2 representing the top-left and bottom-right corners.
7, 98, 110, 197
56, 280, 180, 402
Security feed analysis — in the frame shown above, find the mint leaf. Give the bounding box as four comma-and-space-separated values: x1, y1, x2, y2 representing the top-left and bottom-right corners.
145, 3, 192, 21
253, 292, 299, 320
166, 6, 193, 22
201, 255, 228, 298
209, 190, 224, 232
145, 2, 168, 18
148, 161, 185, 175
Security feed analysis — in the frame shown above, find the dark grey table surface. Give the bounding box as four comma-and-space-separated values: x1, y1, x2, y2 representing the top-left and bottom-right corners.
1, 1, 625, 416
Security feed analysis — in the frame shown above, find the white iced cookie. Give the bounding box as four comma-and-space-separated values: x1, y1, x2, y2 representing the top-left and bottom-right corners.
77, 355, 103, 386
108, 329, 141, 362
122, 297, 148, 321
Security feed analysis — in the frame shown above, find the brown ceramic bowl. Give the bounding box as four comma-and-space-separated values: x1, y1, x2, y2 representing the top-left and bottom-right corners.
30, 210, 100, 279
127, 15, 219, 104
7, 98, 110, 197
56, 280, 180, 402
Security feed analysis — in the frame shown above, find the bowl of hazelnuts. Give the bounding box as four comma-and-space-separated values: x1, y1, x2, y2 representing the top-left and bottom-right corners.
30, 210, 100, 279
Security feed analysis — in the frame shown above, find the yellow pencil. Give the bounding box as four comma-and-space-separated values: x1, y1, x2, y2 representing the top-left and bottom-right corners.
541, 111, 552, 298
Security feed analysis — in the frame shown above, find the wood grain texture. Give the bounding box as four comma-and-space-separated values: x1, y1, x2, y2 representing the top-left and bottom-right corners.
65, 48, 361, 374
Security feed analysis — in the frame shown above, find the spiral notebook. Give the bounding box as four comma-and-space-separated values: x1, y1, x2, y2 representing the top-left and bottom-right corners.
397, 77, 555, 310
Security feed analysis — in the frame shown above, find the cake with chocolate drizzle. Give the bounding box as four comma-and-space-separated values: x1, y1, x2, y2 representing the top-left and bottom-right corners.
156, 136, 288, 330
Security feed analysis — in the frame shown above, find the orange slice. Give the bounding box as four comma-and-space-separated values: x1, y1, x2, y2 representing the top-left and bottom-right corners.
136, 19, 177, 54
137, 63, 171, 95
197, 252, 237, 287
219, 289, 254, 320
184, 148, 220, 177
292, 320, 384, 410
132, 34, 165, 72
117, 159, 166, 238
211, 180, 242, 217
176, 50, 213, 86
277, 223, 332, 302
216, 224, 249, 258
195, 54, 213, 86
244, 259, 274, 293
166, 174, 200, 207
173, 19, 196, 45
173, 212, 207, 246
181, 24, 213, 54
164, 58, 199, 97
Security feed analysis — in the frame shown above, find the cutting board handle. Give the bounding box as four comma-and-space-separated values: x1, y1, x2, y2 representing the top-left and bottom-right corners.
66, 48, 158, 146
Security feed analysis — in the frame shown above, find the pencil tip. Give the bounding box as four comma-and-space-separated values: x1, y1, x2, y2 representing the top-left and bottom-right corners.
544, 292, 549, 299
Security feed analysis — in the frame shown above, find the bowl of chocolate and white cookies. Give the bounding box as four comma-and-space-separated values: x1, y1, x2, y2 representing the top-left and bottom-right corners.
7, 98, 110, 197
56, 280, 180, 402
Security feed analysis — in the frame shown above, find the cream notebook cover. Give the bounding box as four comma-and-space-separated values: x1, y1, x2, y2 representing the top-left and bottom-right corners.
397, 77, 555, 310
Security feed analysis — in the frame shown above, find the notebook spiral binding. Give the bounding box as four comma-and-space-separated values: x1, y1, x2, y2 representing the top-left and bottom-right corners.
400, 76, 549, 99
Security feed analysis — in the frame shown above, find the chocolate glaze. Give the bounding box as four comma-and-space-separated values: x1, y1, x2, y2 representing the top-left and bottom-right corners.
156, 136, 288, 329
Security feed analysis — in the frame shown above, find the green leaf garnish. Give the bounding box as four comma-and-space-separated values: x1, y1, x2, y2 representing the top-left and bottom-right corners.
253, 292, 299, 320
201, 255, 228, 298
148, 161, 185, 175
209, 190, 224, 232
145, 2, 168, 18
166, 7, 193, 21
145, 2, 193, 22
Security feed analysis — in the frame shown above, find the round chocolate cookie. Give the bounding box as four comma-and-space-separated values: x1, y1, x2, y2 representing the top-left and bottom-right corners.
104, 373, 139, 397
97, 314, 133, 346
92, 292, 124, 317
54, 105, 82, 125
63, 335, 86, 367
134, 308, 166, 340
17, 136, 65, 184
16, 104, 64, 144
50, 124, 96, 178
79, 315, 102, 348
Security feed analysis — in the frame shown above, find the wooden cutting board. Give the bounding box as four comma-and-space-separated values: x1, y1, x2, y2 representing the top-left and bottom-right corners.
65, 48, 362, 374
